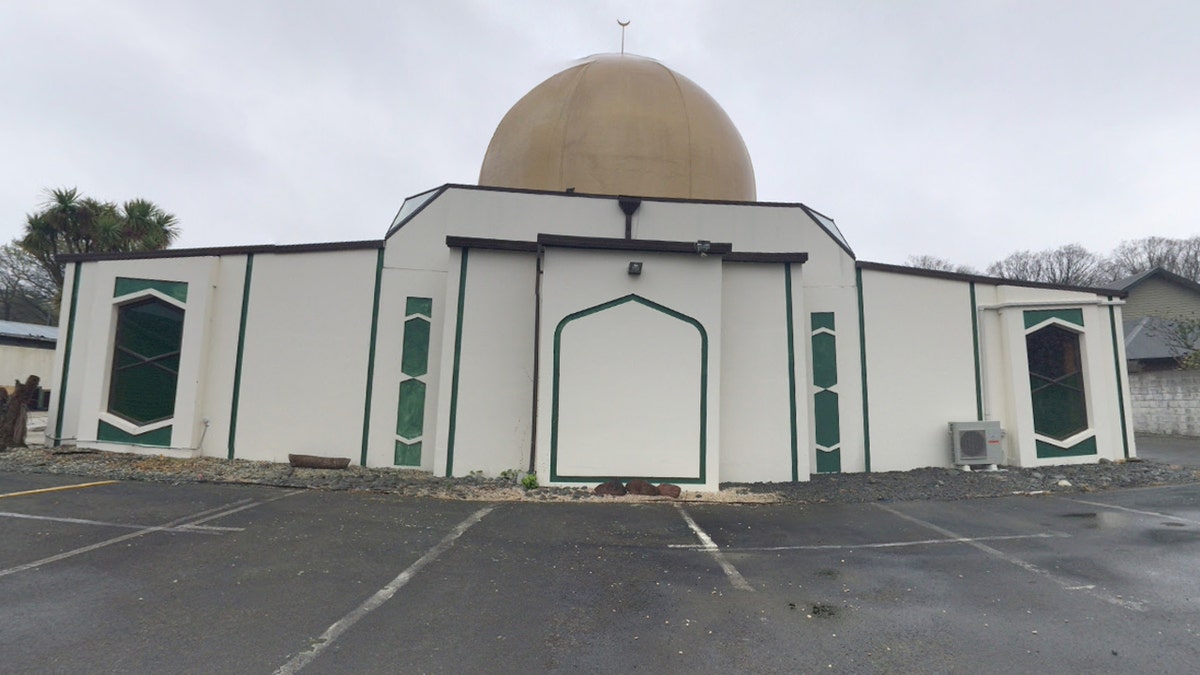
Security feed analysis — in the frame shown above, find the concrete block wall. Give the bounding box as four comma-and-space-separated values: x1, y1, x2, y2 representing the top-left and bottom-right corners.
1129, 369, 1200, 436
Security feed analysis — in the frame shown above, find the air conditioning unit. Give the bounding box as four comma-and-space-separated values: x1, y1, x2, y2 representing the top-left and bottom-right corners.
949, 421, 1004, 466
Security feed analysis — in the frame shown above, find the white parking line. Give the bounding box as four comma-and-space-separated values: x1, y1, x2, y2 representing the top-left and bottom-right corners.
875, 503, 1146, 612
0, 490, 301, 579
669, 531, 1067, 551
1060, 496, 1200, 525
0, 510, 235, 534
675, 504, 754, 592
273, 504, 495, 675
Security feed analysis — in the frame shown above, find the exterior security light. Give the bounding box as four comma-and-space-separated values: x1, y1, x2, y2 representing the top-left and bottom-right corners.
628, 261, 643, 275
695, 240, 711, 255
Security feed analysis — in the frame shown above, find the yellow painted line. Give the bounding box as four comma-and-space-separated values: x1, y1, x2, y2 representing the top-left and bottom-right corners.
0, 480, 119, 499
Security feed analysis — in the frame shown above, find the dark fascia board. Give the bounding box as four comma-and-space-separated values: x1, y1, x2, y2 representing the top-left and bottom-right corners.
385, 185, 450, 239
1110, 266, 1200, 296
725, 252, 809, 264
537, 234, 733, 255
438, 182, 817, 210
57, 239, 384, 263
445, 236, 538, 252
856, 261, 1129, 298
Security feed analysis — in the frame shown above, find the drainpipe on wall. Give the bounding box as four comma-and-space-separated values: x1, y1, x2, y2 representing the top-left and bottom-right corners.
618, 196, 641, 239
529, 245, 544, 474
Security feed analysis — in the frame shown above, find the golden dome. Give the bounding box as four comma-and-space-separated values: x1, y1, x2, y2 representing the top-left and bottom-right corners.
479, 54, 756, 201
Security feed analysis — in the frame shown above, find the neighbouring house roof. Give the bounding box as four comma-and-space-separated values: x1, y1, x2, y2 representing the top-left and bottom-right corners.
0, 319, 57, 345
1124, 316, 1200, 361
1105, 267, 1200, 295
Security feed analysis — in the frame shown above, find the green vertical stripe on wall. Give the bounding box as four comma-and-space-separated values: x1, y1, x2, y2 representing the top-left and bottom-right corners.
784, 263, 799, 482
1108, 303, 1131, 458
359, 248, 385, 467
856, 268, 871, 472
53, 262, 82, 444
227, 254, 254, 459
445, 248, 469, 477
970, 283, 983, 421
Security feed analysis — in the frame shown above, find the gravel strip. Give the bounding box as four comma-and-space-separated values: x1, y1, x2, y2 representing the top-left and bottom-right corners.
1, 446, 1198, 503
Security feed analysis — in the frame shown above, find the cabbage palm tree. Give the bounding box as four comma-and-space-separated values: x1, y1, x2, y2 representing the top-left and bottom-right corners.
19, 187, 179, 289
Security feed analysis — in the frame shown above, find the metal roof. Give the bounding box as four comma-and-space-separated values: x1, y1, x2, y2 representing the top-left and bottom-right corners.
1124, 316, 1199, 361
0, 319, 58, 344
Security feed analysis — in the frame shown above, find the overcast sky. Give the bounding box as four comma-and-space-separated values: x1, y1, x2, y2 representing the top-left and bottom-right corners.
2, 0, 1197, 270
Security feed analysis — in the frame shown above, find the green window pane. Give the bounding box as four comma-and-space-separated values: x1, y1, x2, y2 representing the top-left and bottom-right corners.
1036, 436, 1097, 458
114, 277, 188, 302
812, 332, 838, 389
401, 317, 431, 377
816, 448, 841, 473
1024, 308, 1083, 329
97, 421, 172, 447
406, 297, 432, 317
396, 379, 427, 439
395, 440, 422, 466
811, 312, 835, 332
109, 298, 184, 425
814, 390, 841, 449
1026, 324, 1088, 440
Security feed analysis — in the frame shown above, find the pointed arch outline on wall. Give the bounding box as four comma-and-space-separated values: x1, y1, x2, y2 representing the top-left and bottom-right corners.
550, 293, 708, 484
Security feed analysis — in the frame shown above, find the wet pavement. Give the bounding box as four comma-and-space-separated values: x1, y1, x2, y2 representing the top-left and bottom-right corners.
1137, 433, 1200, 467
3, 472, 1200, 673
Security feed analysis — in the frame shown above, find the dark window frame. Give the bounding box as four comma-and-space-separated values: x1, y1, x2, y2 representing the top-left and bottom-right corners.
106, 297, 185, 426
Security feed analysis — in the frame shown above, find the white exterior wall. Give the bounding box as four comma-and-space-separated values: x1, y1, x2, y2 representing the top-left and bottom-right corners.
431, 249, 536, 477
979, 285, 1133, 466
232, 249, 378, 463
535, 247, 723, 490
48, 263, 85, 445
860, 270, 979, 471
719, 262, 808, 482
364, 267, 447, 469
54, 257, 220, 455
195, 256, 255, 458
1, 344, 55, 389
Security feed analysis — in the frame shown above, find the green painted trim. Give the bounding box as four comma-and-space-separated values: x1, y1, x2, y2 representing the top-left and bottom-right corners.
359, 248, 385, 467
1024, 308, 1084, 329
53, 262, 82, 443
550, 294, 708, 484
445, 248, 469, 477
970, 283, 983, 421
855, 268, 872, 472
227, 254, 254, 459
1108, 303, 1130, 459
785, 263, 799, 482
1036, 435, 1097, 458
114, 277, 188, 302
97, 421, 172, 447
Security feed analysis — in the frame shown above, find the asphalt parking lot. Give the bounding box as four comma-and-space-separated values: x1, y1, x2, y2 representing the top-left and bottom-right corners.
4, 472, 1200, 674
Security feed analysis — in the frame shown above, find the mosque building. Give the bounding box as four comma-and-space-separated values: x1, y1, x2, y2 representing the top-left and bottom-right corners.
49, 54, 1135, 490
